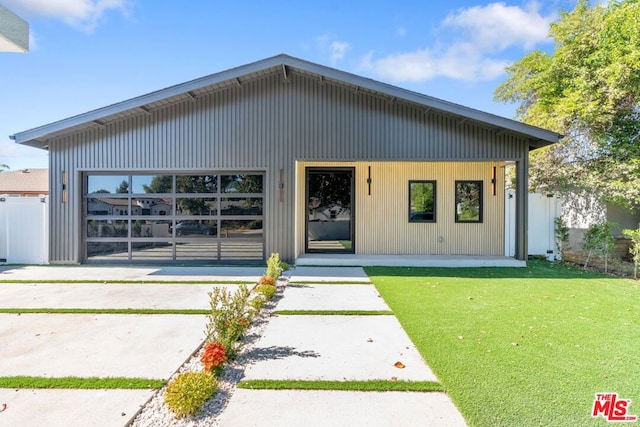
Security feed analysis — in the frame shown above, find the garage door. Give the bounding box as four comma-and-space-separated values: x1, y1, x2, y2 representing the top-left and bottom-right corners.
83, 172, 264, 263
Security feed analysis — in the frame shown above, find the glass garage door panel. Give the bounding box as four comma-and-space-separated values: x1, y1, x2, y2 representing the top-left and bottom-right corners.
83, 172, 264, 263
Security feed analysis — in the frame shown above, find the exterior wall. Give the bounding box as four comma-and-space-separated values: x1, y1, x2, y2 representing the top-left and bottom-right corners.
47, 71, 530, 263
296, 161, 505, 257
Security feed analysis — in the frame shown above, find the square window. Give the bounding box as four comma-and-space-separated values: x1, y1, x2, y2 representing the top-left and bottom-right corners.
409, 181, 437, 222
455, 180, 483, 223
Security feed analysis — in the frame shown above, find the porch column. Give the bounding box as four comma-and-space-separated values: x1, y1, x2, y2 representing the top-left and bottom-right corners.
515, 158, 528, 261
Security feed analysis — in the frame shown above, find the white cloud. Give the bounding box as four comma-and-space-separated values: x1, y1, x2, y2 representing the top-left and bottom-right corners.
330, 41, 350, 65
3, 0, 130, 32
362, 1, 555, 83
442, 1, 553, 51
315, 34, 351, 66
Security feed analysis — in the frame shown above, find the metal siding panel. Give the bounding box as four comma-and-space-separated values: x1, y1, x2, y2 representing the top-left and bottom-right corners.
48, 71, 527, 263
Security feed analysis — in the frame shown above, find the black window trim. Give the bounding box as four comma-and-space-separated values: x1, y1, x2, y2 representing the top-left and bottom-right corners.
408, 180, 437, 223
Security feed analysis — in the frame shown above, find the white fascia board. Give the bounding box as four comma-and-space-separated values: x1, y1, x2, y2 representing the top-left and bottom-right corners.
0, 4, 28, 52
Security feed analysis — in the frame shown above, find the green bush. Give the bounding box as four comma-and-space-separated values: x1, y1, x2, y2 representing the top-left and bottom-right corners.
622, 228, 640, 279
164, 372, 218, 417
205, 285, 252, 357
255, 284, 277, 300
583, 221, 616, 272
265, 253, 282, 279
279, 260, 290, 272
554, 216, 570, 260
249, 295, 266, 312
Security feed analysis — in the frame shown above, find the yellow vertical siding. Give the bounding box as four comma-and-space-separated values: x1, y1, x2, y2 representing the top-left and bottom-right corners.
296, 161, 505, 257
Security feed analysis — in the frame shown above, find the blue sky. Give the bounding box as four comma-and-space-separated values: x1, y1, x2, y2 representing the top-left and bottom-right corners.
0, 0, 573, 170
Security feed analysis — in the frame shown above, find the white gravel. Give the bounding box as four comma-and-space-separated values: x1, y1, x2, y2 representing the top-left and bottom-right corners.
129, 280, 285, 427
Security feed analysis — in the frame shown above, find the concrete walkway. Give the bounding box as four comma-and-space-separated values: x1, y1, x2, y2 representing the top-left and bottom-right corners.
218, 266, 467, 426
0, 265, 247, 427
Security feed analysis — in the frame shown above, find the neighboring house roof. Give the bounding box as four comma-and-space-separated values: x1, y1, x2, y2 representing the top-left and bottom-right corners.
10, 54, 562, 150
0, 168, 48, 195
0, 4, 28, 52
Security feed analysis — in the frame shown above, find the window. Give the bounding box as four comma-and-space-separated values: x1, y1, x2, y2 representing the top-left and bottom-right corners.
409, 181, 436, 222
455, 180, 483, 223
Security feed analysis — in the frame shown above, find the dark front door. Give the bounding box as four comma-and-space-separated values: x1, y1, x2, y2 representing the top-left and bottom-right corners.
305, 168, 355, 253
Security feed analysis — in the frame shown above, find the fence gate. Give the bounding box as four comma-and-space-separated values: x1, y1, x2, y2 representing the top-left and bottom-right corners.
0, 196, 48, 264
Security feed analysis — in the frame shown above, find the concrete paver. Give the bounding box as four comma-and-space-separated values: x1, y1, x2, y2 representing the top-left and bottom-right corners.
217, 389, 467, 427
0, 313, 206, 379
289, 266, 370, 282
276, 283, 389, 311
0, 265, 264, 282
0, 388, 154, 427
242, 315, 437, 381
0, 283, 236, 309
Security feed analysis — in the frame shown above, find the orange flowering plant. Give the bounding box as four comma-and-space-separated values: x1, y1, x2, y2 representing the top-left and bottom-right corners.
201, 342, 228, 373
257, 276, 276, 286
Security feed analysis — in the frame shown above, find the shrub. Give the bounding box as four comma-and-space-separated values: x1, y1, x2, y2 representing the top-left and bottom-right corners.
249, 295, 266, 312
622, 228, 640, 279
583, 221, 616, 272
200, 342, 228, 373
255, 284, 277, 300
554, 217, 570, 261
164, 372, 218, 417
205, 285, 253, 357
258, 276, 276, 286
279, 260, 290, 272
265, 252, 282, 279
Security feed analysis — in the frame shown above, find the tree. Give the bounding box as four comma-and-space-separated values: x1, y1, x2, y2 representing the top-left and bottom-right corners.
622, 228, 640, 279
583, 221, 616, 272
494, 0, 640, 208
0, 164, 9, 172
116, 180, 129, 194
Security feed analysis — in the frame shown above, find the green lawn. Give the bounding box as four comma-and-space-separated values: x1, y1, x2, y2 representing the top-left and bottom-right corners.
366, 261, 640, 427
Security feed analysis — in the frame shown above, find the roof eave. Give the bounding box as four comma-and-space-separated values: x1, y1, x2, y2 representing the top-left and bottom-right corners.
11, 53, 562, 147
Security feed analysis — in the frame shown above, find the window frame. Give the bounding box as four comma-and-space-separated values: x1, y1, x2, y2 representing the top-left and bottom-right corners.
408, 180, 437, 223
454, 180, 483, 223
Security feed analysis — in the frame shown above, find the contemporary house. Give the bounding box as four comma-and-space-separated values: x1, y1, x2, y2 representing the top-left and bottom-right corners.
11, 55, 560, 264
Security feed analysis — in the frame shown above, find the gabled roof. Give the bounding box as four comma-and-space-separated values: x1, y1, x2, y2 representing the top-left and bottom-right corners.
0, 168, 48, 195
11, 54, 561, 150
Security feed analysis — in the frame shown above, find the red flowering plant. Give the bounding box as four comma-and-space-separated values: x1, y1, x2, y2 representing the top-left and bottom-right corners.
200, 342, 228, 373
257, 276, 276, 286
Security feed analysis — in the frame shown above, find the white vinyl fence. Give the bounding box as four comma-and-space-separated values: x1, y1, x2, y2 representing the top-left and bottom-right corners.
0, 195, 49, 264
505, 191, 561, 260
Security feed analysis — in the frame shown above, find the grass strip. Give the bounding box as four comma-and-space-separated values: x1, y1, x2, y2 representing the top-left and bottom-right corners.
0, 308, 209, 315
275, 310, 393, 316
288, 281, 372, 285
0, 376, 165, 389
238, 379, 444, 392
0, 280, 253, 284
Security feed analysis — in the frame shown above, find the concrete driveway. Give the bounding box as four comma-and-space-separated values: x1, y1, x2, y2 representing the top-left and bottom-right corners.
0, 265, 264, 427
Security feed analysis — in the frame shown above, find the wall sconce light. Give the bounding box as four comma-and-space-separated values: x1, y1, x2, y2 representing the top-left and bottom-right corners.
278, 168, 285, 203
61, 171, 67, 204
491, 166, 496, 196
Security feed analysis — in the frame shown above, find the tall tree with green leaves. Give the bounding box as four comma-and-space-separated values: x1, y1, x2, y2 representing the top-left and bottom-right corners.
494, 0, 640, 208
